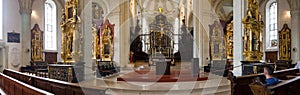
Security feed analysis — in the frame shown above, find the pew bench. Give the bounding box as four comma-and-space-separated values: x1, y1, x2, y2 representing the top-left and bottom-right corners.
0, 73, 53, 95
248, 76, 300, 95
3, 69, 108, 95
228, 68, 300, 95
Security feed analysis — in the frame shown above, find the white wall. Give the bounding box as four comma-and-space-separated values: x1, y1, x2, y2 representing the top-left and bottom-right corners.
3, 0, 22, 71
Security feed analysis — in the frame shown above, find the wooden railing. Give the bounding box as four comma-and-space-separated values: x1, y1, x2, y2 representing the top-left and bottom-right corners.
228, 68, 299, 95
0, 73, 53, 95
3, 69, 107, 95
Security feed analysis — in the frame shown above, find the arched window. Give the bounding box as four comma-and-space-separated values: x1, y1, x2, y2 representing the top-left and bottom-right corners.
266, 1, 277, 49
0, 0, 3, 40
44, 0, 56, 50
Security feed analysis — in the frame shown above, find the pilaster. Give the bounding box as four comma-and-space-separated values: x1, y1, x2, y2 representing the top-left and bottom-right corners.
18, 0, 34, 66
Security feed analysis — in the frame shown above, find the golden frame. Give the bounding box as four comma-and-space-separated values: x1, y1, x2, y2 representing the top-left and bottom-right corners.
31, 24, 43, 62
60, 0, 81, 63
242, 0, 264, 61
279, 24, 291, 60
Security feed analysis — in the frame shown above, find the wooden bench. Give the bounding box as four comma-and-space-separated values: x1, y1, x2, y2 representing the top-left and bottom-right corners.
0, 73, 53, 95
228, 68, 299, 95
3, 69, 107, 95
248, 76, 300, 95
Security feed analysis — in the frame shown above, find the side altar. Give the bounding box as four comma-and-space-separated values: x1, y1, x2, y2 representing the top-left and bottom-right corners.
240, 0, 266, 75
92, 20, 119, 78
48, 0, 85, 83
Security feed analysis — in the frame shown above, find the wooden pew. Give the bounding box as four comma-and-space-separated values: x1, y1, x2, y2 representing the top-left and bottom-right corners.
248, 76, 300, 95
267, 76, 300, 95
3, 69, 107, 95
0, 73, 53, 95
228, 68, 299, 95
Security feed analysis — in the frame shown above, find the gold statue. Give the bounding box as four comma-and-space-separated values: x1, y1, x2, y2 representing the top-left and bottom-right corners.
159, 8, 163, 13
226, 21, 234, 59
92, 24, 100, 59
242, 0, 264, 61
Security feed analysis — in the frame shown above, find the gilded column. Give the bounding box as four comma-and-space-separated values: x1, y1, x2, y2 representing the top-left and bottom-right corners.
18, 0, 34, 66
288, 0, 300, 64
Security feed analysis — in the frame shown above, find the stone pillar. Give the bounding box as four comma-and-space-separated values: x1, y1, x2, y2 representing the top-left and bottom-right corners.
18, 0, 34, 66
232, 0, 245, 76
119, 1, 130, 67
193, 0, 201, 66
289, 0, 300, 64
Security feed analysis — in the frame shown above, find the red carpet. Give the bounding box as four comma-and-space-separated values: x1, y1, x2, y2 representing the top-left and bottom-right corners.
117, 70, 208, 82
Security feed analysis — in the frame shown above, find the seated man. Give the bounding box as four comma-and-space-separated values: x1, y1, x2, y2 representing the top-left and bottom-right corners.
264, 65, 281, 85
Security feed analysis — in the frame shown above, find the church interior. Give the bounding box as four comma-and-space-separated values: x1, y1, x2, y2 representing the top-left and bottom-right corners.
0, 0, 300, 95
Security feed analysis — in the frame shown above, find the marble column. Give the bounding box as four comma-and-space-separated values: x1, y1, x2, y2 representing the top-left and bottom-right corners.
82, 1, 93, 80
232, 0, 245, 76
193, 0, 201, 66
289, 0, 300, 64
18, 0, 34, 66
119, 0, 130, 67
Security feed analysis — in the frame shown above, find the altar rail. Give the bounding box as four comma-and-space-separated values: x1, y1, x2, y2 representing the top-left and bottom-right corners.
228, 68, 299, 95
0, 73, 53, 95
3, 69, 107, 95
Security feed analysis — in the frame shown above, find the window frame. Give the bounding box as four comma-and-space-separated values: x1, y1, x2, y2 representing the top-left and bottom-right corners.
265, 0, 278, 50
44, 0, 57, 51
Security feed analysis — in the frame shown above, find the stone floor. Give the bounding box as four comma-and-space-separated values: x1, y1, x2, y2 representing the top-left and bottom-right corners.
78, 62, 231, 95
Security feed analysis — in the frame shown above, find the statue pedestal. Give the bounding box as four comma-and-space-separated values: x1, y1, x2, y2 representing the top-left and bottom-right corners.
153, 58, 171, 75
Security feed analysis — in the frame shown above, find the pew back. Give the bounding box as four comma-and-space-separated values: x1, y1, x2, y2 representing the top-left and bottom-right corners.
228, 68, 299, 95
3, 69, 107, 95
0, 73, 53, 95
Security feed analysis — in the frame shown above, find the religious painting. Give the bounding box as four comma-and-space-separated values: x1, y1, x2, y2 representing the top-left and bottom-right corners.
67, 7, 73, 19
7, 31, 20, 43
279, 24, 291, 60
